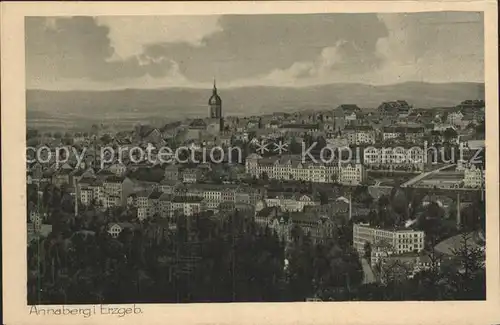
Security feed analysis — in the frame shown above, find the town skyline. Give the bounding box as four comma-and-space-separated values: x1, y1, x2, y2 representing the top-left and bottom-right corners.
23, 8, 488, 307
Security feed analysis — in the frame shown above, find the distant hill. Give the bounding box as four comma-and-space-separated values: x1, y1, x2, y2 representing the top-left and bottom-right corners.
26, 82, 484, 131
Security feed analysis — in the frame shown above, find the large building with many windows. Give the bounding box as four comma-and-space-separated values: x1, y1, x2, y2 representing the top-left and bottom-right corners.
463, 164, 485, 188
353, 223, 425, 255
245, 154, 365, 185
363, 145, 425, 171
342, 125, 376, 145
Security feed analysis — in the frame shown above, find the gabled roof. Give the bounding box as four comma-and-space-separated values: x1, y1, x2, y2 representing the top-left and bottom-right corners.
189, 119, 207, 128
337, 104, 361, 112
104, 175, 126, 183
343, 125, 374, 132
148, 191, 163, 200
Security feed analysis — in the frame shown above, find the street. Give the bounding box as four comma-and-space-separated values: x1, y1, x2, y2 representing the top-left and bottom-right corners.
361, 258, 376, 284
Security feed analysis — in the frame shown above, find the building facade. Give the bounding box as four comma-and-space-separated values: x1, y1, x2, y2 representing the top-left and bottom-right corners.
245, 154, 365, 185
353, 223, 425, 255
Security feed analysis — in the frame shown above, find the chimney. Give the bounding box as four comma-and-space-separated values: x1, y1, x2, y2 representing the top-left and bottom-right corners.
481, 168, 485, 201
349, 192, 352, 221
74, 193, 78, 217
456, 192, 461, 229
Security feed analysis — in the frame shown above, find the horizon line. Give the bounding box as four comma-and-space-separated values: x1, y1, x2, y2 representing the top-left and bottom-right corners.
26, 81, 485, 92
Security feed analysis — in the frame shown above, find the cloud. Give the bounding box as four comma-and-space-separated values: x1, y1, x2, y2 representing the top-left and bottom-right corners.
25, 13, 484, 90
139, 13, 388, 84
25, 17, 190, 89
263, 40, 378, 85
372, 12, 484, 84
96, 16, 222, 60
257, 12, 484, 86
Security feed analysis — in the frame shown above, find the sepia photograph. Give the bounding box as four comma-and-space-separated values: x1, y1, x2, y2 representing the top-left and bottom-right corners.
2, 1, 499, 325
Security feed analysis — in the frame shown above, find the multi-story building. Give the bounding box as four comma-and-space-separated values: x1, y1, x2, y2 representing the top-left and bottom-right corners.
156, 182, 263, 213
375, 251, 439, 283
342, 125, 376, 145
159, 193, 174, 218
182, 168, 202, 183
79, 187, 94, 206
218, 200, 248, 213
103, 176, 135, 206
171, 196, 205, 216
148, 190, 163, 215
245, 154, 365, 185
463, 164, 484, 188
447, 111, 465, 128
290, 212, 336, 244
103, 195, 121, 210
265, 192, 319, 212
135, 190, 156, 220
27, 210, 52, 242
339, 163, 365, 184
136, 190, 150, 210
264, 211, 336, 245
279, 124, 320, 138
304, 197, 350, 219
363, 145, 425, 171
353, 223, 425, 256
382, 125, 425, 143
134, 190, 207, 220
268, 215, 293, 243
378, 100, 412, 119
52, 168, 73, 187
76, 177, 104, 206
164, 164, 181, 181
108, 163, 127, 176
335, 104, 362, 126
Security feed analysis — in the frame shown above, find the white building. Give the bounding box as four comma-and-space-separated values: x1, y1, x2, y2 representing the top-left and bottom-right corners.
265, 193, 319, 212
76, 178, 104, 206
363, 146, 425, 171
103, 195, 121, 209
353, 223, 425, 255
108, 163, 127, 176
102, 176, 135, 206
107, 222, 136, 238
245, 154, 365, 185
447, 111, 464, 128
342, 125, 376, 145
171, 196, 205, 216
79, 188, 94, 206
463, 164, 484, 188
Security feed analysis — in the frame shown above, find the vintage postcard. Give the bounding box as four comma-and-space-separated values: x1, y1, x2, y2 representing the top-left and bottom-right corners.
2, 1, 499, 325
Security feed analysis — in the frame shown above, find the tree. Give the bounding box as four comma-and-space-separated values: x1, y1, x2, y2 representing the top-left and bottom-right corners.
27, 129, 39, 139
331, 172, 339, 184
475, 121, 485, 134
318, 191, 329, 205
448, 231, 486, 299
289, 137, 302, 155
441, 112, 449, 123
380, 259, 413, 285
363, 242, 372, 260
443, 128, 457, 141
376, 195, 393, 227
100, 134, 112, 144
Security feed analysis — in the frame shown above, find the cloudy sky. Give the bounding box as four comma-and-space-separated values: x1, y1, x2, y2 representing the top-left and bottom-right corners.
26, 12, 484, 90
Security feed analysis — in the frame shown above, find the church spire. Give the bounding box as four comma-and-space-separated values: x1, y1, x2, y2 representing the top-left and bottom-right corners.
213, 78, 217, 94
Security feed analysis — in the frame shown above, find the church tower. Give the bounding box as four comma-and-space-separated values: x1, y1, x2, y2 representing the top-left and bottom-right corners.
208, 78, 223, 131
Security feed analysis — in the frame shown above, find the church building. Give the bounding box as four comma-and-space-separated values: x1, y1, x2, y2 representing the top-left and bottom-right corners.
184, 79, 225, 142
207, 79, 224, 133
